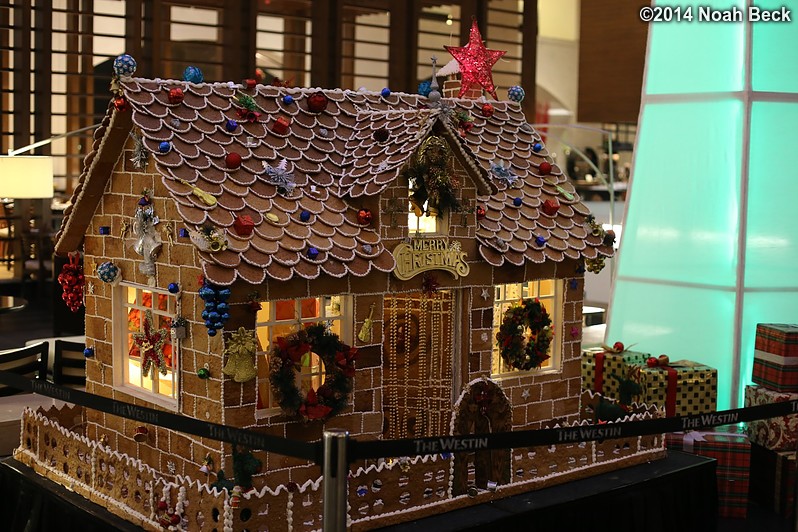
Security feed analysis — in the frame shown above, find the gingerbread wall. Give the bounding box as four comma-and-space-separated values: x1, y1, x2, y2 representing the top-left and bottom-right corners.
82, 139, 225, 484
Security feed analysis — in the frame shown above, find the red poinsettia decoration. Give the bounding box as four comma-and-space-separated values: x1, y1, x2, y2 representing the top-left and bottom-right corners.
274, 336, 311, 366
299, 388, 333, 421
335, 346, 358, 378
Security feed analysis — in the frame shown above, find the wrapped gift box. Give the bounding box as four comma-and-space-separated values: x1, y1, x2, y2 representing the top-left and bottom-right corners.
753, 323, 798, 392
744, 384, 798, 451
774, 450, 796, 519
636, 360, 717, 417
690, 430, 751, 519
750, 443, 796, 520
581, 346, 648, 402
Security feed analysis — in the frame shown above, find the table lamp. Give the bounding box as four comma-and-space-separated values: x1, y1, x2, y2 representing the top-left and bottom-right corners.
0, 156, 55, 199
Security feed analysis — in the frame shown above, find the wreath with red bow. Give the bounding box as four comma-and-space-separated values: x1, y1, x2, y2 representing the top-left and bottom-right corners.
268, 324, 357, 422
496, 298, 553, 371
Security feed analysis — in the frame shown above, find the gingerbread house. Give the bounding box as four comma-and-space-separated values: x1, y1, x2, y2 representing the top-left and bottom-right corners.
13, 50, 665, 530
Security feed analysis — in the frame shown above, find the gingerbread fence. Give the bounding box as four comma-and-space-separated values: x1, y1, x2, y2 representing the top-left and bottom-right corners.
15, 403, 665, 532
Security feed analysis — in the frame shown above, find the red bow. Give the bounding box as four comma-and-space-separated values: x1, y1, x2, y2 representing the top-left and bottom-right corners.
275, 336, 311, 366
300, 388, 333, 420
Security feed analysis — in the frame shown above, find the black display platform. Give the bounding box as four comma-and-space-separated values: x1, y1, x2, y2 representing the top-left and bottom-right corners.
1, 452, 717, 532
379, 451, 718, 532
1, 457, 141, 532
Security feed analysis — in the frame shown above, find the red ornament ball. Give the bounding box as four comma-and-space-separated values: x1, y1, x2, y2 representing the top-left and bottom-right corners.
170, 514, 181, 526
307, 92, 329, 113
539, 162, 552, 175
157, 501, 168, 512
113, 96, 130, 112
481, 103, 495, 118
243, 78, 257, 89
658, 354, 670, 366
476, 205, 486, 220
646, 357, 659, 368
225, 152, 242, 169
356, 208, 373, 225
613, 341, 625, 352
168, 88, 184, 104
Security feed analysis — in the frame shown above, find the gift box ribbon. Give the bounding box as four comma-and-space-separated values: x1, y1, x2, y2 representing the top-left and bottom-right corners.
755, 349, 798, 365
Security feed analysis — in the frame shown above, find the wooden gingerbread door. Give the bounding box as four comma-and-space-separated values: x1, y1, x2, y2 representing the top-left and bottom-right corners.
382, 290, 455, 439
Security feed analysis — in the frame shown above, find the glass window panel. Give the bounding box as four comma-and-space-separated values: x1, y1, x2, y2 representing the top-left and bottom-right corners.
538, 279, 554, 297
618, 100, 743, 287
751, 0, 798, 93
275, 300, 295, 320
256, 303, 270, 323
645, 0, 745, 95
300, 298, 320, 318
745, 102, 798, 287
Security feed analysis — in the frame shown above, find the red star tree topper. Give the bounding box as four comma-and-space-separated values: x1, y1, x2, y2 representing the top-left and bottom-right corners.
132, 310, 169, 378
444, 18, 506, 99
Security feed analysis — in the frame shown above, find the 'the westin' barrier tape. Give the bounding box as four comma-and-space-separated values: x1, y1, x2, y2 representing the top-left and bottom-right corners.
2, 370, 795, 463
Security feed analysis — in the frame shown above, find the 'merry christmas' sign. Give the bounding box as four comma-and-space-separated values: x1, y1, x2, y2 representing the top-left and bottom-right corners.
393, 238, 469, 280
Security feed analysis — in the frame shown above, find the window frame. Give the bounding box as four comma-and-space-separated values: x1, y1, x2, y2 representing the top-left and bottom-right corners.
255, 295, 353, 418
112, 282, 179, 410
490, 279, 564, 379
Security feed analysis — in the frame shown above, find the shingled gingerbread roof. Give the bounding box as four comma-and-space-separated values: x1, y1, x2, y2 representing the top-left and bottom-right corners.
55, 78, 613, 285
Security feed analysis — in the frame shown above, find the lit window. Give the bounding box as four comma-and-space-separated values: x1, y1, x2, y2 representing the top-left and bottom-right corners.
255, 296, 351, 413
117, 283, 178, 402
491, 280, 563, 377
408, 207, 441, 234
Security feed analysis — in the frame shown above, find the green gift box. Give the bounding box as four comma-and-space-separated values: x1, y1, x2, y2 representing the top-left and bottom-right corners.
581, 346, 648, 402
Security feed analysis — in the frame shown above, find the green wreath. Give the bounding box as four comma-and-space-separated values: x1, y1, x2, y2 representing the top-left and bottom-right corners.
268, 324, 357, 422
496, 299, 553, 371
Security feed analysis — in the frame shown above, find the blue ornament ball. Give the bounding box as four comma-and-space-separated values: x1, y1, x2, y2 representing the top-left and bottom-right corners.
513, 197, 523, 207
381, 87, 391, 98
159, 141, 171, 153
97, 261, 120, 284
168, 282, 180, 294
283, 94, 294, 105
183, 66, 204, 84
418, 80, 432, 97
205, 320, 214, 328
535, 236, 546, 246
201, 310, 210, 320
225, 119, 238, 132
83, 347, 95, 358
533, 143, 543, 153
207, 328, 217, 337
507, 85, 525, 103
213, 321, 225, 329
216, 302, 229, 312
220, 313, 230, 321
300, 210, 311, 222
208, 311, 220, 321
217, 288, 231, 301
113, 54, 137, 78
307, 247, 319, 260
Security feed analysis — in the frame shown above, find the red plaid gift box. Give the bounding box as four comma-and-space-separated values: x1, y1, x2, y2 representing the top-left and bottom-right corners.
744, 385, 798, 450
749, 443, 797, 519
753, 324, 798, 392
682, 429, 750, 519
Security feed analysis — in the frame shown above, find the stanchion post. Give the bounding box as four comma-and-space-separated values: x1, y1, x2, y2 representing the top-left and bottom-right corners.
323, 429, 349, 532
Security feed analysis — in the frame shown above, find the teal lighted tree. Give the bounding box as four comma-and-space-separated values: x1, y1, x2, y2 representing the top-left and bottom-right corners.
607, 0, 798, 409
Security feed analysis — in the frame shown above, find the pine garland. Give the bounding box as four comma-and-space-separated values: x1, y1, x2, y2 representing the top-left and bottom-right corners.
402, 136, 462, 216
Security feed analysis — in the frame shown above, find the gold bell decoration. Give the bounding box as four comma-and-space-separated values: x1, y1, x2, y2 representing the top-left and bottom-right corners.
222, 327, 258, 383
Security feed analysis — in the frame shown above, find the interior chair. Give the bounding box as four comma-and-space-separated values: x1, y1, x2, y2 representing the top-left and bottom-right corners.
53, 339, 86, 389
0, 341, 49, 397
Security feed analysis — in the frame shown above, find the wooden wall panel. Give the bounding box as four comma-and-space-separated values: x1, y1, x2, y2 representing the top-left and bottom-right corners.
578, 0, 649, 123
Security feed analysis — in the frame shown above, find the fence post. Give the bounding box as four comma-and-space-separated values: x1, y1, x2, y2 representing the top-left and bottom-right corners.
322, 428, 349, 532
